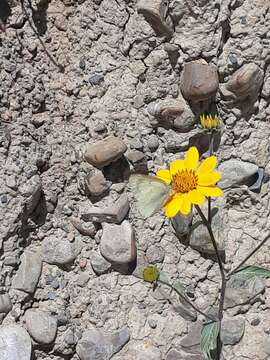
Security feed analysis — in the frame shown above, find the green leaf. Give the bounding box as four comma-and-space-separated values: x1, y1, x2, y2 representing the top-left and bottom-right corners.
200, 320, 220, 360
158, 271, 171, 284
235, 265, 270, 279
172, 280, 186, 295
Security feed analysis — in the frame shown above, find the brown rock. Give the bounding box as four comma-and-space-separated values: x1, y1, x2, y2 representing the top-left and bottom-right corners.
84, 136, 127, 168
222, 63, 263, 101
137, 0, 173, 38
180, 60, 219, 102
86, 171, 109, 197
147, 97, 196, 132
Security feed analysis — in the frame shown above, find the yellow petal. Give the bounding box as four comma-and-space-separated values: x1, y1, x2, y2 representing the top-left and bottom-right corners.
188, 189, 205, 205
197, 186, 223, 197
164, 195, 181, 218
197, 172, 221, 186
196, 156, 218, 177
170, 159, 185, 175
185, 147, 199, 170
156, 169, 171, 184
179, 193, 192, 215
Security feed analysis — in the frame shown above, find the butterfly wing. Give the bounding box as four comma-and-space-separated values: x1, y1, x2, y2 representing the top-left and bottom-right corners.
128, 174, 171, 218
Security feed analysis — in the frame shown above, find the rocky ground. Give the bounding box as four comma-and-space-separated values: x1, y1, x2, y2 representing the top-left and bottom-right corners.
0, 0, 270, 359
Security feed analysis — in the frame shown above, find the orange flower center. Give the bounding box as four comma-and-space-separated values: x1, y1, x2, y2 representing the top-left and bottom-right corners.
172, 169, 198, 193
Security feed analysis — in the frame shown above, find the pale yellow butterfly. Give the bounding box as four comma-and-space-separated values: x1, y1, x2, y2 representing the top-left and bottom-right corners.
128, 174, 171, 218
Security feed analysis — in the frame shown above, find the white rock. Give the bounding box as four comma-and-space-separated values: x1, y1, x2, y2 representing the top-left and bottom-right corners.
81, 194, 129, 224
0, 324, 32, 360
42, 231, 82, 265
24, 309, 57, 344
100, 221, 136, 265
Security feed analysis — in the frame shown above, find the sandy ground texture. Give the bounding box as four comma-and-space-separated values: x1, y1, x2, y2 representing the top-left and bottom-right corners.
0, 0, 270, 359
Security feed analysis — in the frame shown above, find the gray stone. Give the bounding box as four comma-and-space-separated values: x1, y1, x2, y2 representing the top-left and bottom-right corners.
126, 150, 145, 164
0, 293, 12, 313
90, 250, 112, 275
0, 324, 32, 360
221, 317, 245, 345
84, 136, 127, 168
25, 309, 57, 344
100, 221, 136, 266
180, 60, 219, 102
180, 321, 202, 351
218, 159, 259, 189
225, 275, 265, 309
89, 73, 104, 86
263, 336, 270, 355
12, 250, 42, 293
137, 0, 173, 38
19, 175, 42, 214
77, 272, 90, 287
147, 135, 159, 151
42, 233, 82, 265
124, 344, 162, 360
171, 213, 192, 237
190, 207, 224, 256
166, 348, 203, 360
86, 171, 109, 197
126, 150, 147, 173
76, 326, 130, 360
81, 193, 130, 224
70, 217, 96, 237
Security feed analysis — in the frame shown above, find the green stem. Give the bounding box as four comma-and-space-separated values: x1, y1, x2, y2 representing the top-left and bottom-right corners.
195, 206, 226, 322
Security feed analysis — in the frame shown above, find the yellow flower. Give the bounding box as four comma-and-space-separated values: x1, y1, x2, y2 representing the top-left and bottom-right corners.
156, 146, 223, 217
143, 266, 160, 283
200, 114, 220, 130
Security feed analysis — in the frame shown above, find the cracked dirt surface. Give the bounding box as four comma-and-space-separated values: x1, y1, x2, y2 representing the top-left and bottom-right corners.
0, 0, 270, 359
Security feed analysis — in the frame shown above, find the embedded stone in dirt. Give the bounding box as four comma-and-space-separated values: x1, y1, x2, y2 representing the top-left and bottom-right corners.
147, 97, 196, 132
90, 250, 112, 275
84, 136, 127, 168
19, 175, 42, 215
0, 324, 32, 360
124, 343, 162, 360
24, 309, 57, 344
225, 275, 265, 309
100, 220, 136, 266
85, 171, 109, 197
221, 317, 245, 345
0, 293, 12, 313
222, 63, 264, 101
137, 0, 174, 38
189, 207, 224, 256
180, 60, 219, 102
76, 326, 130, 360
42, 232, 82, 265
166, 348, 203, 360
12, 250, 42, 293
218, 159, 258, 189
81, 193, 130, 224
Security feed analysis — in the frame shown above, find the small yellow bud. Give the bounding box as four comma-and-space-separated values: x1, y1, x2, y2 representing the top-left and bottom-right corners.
143, 266, 160, 283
